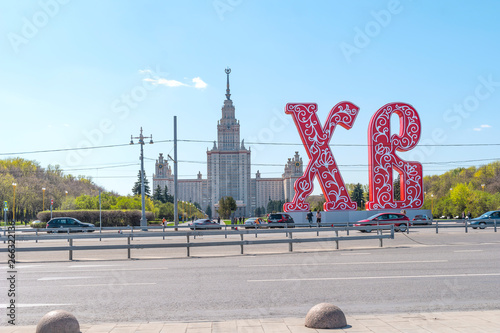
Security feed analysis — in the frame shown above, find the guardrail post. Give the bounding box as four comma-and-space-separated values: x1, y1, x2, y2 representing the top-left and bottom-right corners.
127, 236, 131, 259
346, 222, 349, 236
225, 225, 227, 239
335, 230, 339, 250
317, 222, 320, 236
186, 234, 190, 257
240, 233, 244, 254
391, 224, 394, 239
288, 232, 293, 252
406, 222, 410, 234
285, 224, 288, 237
436, 220, 439, 234
163, 224, 165, 240
379, 230, 383, 248
495, 220, 497, 232
465, 219, 468, 233
67, 229, 70, 242
36, 229, 38, 243
130, 226, 134, 240
69, 239, 73, 261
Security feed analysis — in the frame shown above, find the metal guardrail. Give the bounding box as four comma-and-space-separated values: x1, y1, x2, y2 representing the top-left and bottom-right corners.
0, 225, 395, 260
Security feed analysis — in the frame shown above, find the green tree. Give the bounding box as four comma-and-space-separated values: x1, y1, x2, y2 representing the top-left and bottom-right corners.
351, 183, 365, 210
163, 185, 174, 203
153, 185, 163, 202
217, 196, 236, 219
132, 170, 151, 197
206, 205, 212, 219
393, 174, 401, 201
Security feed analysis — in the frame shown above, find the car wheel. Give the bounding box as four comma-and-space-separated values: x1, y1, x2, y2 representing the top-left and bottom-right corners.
472, 227, 477, 229
364, 225, 372, 233
398, 223, 407, 232
479, 222, 486, 229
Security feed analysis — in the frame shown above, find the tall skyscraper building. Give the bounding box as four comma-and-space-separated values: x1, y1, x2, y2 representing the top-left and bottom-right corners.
153, 68, 303, 217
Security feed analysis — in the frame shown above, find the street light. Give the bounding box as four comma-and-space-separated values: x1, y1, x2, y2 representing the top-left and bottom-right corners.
130, 127, 153, 231
42, 188, 46, 211
12, 183, 17, 222
431, 194, 434, 216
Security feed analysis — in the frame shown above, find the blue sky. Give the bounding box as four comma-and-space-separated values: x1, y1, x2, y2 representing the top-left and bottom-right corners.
1, 0, 499, 196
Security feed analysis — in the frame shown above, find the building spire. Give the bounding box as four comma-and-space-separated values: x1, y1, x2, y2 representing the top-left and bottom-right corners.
225, 67, 231, 100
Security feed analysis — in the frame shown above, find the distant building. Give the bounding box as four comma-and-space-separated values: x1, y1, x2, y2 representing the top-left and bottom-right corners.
153, 68, 303, 217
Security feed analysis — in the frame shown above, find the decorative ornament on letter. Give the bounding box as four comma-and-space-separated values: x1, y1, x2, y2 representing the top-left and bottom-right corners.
283, 102, 359, 212
366, 103, 423, 210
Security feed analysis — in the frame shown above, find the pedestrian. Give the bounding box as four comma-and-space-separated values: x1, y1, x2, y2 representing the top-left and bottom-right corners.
467, 211, 472, 220
306, 210, 313, 226
162, 217, 166, 226
316, 210, 322, 224
461, 211, 465, 220
217, 216, 221, 224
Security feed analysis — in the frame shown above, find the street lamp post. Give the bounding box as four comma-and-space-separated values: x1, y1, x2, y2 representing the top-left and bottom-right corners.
431, 194, 434, 216
130, 127, 153, 231
12, 183, 17, 222
42, 187, 46, 211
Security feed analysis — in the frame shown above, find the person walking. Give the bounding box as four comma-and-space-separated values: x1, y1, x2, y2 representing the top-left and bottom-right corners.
162, 217, 166, 227
316, 210, 322, 224
217, 216, 221, 224
306, 210, 313, 226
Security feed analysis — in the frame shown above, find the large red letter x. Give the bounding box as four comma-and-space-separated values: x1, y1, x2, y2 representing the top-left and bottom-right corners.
283, 102, 359, 212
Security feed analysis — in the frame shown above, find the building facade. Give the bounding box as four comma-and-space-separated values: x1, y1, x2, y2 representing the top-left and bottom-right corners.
153, 68, 303, 217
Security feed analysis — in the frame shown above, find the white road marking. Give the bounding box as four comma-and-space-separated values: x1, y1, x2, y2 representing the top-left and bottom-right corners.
63, 283, 156, 287
0, 303, 70, 308
454, 250, 483, 253
248, 273, 500, 282
19, 267, 168, 274
38, 276, 93, 281
240, 260, 447, 268
340, 252, 371, 255
69, 264, 119, 268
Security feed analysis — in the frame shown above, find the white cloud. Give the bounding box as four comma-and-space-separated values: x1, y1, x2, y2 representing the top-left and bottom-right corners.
192, 77, 207, 89
473, 124, 492, 131
139, 70, 207, 89
143, 78, 188, 87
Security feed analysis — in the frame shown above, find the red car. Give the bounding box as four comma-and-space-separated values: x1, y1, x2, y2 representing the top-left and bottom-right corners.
354, 213, 409, 232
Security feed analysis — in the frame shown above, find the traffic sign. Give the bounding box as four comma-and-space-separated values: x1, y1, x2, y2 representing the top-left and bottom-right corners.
51, 199, 54, 206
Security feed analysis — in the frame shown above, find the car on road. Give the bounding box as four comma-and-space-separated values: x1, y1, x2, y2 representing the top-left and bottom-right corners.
46, 217, 95, 233
470, 210, 500, 229
267, 213, 295, 228
411, 214, 432, 225
189, 219, 223, 230
354, 213, 410, 232
244, 217, 268, 229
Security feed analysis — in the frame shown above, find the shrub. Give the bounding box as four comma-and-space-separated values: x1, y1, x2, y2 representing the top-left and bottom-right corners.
31, 221, 46, 228
36, 210, 155, 227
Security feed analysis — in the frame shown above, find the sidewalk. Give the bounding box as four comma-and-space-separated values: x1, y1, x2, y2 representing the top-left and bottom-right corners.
3, 310, 500, 333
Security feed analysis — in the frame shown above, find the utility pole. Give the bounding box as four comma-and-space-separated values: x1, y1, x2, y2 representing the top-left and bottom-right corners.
130, 127, 153, 231
174, 116, 179, 230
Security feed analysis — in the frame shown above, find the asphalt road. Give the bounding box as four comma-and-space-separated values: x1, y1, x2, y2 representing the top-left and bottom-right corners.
2, 228, 500, 325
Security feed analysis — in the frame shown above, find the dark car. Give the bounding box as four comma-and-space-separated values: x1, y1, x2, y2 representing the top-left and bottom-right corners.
244, 217, 268, 229
189, 219, 222, 230
354, 213, 410, 232
46, 217, 95, 233
411, 214, 432, 225
470, 211, 500, 229
267, 213, 295, 228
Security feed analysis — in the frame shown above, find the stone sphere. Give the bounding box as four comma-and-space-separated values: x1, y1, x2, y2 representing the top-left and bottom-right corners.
305, 303, 347, 329
36, 310, 80, 333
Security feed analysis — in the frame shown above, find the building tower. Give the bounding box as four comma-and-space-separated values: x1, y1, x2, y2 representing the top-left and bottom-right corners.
207, 68, 251, 216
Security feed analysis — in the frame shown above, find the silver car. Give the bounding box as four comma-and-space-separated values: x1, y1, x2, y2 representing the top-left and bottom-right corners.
470, 211, 500, 229
189, 219, 222, 230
